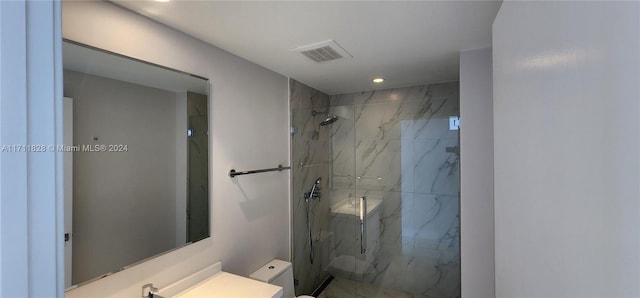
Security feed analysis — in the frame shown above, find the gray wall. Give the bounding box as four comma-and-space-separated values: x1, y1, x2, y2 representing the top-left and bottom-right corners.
494, 2, 640, 296
64, 2, 290, 297
459, 48, 494, 298
64, 70, 179, 284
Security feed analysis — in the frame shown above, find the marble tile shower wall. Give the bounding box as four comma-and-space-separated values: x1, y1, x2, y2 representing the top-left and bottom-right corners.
290, 79, 332, 296
329, 82, 461, 297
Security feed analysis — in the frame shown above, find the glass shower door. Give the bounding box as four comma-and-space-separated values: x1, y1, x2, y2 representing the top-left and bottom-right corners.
351, 100, 403, 296
346, 85, 461, 297
323, 103, 361, 295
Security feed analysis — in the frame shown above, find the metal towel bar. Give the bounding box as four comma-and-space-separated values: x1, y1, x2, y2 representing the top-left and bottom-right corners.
229, 164, 291, 178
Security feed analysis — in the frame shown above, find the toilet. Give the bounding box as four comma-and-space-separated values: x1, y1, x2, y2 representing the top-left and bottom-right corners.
250, 259, 315, 298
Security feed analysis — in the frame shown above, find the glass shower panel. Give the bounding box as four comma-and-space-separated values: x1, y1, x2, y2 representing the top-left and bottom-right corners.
319, 82, 460, 297
325, 104, 359, 282
370, 97, 460, 297
353, 100, 407, 295
349, 84, 461, 297
289, 79, 332, 296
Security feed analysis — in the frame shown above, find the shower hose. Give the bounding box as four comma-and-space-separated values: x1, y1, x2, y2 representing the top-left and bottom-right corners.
305, 195, 314, 264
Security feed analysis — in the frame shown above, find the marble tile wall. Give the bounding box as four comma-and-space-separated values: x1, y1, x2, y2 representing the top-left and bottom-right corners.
187, 92, 209, 243
328, 82, 461, 297
290, 79, 332, 296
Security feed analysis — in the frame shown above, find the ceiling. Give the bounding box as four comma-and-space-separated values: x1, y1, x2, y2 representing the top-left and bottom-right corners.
113, 1, 502, 95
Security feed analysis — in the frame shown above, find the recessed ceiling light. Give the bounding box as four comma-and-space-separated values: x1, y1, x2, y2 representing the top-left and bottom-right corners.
154, 0, 170, 2
372, 77, 385, 84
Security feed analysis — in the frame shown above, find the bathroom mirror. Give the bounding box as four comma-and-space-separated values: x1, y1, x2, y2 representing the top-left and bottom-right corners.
62, 40, 210, 288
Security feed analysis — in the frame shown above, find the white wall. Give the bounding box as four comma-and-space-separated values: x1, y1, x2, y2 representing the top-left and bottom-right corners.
64, 2, 290, 297
493, 2, 640, 297
0, 1, 63, 297
459, 48, 494, 298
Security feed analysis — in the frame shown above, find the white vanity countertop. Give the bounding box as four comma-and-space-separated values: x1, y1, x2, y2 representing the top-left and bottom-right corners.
172, 271, 283, 298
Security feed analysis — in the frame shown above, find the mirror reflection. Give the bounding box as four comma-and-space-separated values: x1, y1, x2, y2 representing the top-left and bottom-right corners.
62, 40, 210, 288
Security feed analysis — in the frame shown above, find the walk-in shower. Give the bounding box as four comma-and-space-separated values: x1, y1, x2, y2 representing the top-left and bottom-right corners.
291, 79, 461, 297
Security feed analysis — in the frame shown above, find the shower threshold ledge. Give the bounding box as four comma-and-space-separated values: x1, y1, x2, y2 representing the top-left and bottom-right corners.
330, 197, 382, 216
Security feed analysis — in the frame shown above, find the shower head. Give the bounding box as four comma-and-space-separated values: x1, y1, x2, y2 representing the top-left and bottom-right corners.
311, 115, 338, 140
319, 115, 338, 126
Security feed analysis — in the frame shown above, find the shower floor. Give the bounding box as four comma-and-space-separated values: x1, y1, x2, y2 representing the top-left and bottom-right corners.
318, 277, 423, 298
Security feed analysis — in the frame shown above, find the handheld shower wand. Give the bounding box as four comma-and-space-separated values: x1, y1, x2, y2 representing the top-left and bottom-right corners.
304, 177, 322, 264
306, 177, 321, 200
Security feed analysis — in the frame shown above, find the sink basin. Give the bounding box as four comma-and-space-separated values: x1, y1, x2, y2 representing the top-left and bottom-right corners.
173, 271, 282, 298
154, 262, 282, 298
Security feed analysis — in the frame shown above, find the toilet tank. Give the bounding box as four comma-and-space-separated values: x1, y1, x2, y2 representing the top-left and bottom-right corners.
250, 259, 295, 298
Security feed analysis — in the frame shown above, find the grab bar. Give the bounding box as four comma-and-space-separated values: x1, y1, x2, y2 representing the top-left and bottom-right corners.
229, 164, 290, 178
360, 196, 367, 254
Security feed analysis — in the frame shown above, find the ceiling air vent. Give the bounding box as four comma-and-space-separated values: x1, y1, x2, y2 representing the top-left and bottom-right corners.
292, 40, 353, 63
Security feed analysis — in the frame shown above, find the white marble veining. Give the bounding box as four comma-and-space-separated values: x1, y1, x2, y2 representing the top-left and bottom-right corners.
291, 82, 459, 297
412, 137, 459, 195
326, 82, 460, 297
